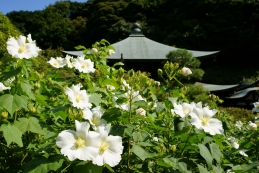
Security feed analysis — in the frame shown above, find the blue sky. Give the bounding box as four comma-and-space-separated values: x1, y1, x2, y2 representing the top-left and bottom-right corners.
0, 0, 87, 15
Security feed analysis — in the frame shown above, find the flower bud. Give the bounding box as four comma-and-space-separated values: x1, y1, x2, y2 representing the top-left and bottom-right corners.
29, 106, 37, 113
91, 48, 98, 54
170, 145, 177, 152
248, 121, 257, 130
128, 69, 135, 77
136, 108, 146, 116
1, 111, 8, 119
34, 82, 41, 89
157, 69, 163, 77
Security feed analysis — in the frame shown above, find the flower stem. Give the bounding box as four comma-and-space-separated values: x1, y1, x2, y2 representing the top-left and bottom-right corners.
180, 126, 193, 156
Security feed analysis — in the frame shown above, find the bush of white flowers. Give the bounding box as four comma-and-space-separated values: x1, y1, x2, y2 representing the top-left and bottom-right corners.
0, 34, 259, 172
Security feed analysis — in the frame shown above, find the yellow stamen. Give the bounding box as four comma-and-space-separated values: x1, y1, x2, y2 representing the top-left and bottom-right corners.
201, 117, 210, 126
18, 45, 26, 53
99, 141, 109, 153
92, 118, 101, 126
75, 137, 85, 148
183, 107, 189, 115
53, 60, 60, 67
75, 94, 83, 103
81, 62, 88, 69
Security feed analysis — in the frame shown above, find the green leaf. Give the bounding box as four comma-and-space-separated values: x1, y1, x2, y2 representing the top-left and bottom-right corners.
24, 155, 64, 173
0, 94, 28, 116
73, 161, 103, 173
178, 162, 191, 173
197, 164, 210, 173
35, 94, 49, 107
89, 93, 102, 106
133, 100, 147, 107
132, 130, 150, 142
0, 66, 21, 81
102, 108, 121, 122
162, 157, 178, 168
21, 81, 35, 100
198, 144, 213, 169
109, 124, 126, 136
155, 102, 165, 113
112, 62, 124, 67
74, 45, 86, 50
0, 124, 23, 147
132, 145, 155, 161
14, 117, 44, 134
210, 143, 222, 164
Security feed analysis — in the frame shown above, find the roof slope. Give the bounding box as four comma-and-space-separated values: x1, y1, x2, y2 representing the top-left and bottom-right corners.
63, 23, 220, 60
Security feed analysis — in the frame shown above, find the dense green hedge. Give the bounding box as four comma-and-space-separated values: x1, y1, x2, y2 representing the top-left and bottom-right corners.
0, 12, 22, 57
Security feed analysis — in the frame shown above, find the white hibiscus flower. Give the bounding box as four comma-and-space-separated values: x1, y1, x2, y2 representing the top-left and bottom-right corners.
72, 56, 95, 73
6, 34, 41, 59
47, 57, 66, 68
83, 106, 107, 130
239, 151, 248, 157
65, 54, 74, 68
171, 102, 195, 118
189, 106, 224, 135
56, 120, 100, 161
0, 82, 11, 92
92, 124, 123, 167
65, 83, 92, 109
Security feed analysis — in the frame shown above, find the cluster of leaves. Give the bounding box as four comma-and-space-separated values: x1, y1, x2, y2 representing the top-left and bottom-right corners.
219, 107, 255, 122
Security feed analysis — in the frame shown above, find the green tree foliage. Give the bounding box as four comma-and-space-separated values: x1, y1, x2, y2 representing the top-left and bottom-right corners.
166, 49, 204, 81
0, 12, 22, 57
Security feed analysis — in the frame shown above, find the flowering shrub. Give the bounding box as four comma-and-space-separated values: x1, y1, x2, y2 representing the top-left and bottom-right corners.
0, 34, 259, 173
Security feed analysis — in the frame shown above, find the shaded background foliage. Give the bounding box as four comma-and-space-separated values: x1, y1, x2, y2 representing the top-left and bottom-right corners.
3, 0, 259, 84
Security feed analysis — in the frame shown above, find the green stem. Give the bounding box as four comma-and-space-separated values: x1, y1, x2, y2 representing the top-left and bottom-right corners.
61, 163, 71, 172
127, 89, 133, 173
180, 126, 193, 156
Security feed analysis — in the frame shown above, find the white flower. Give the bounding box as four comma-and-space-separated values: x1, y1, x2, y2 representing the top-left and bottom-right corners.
136, 108, 146, 116
153, 137, 158, 142
92, 124, 123, 167
65, 83, 92, 109
121, 80, 131, 90
252, 101, 259, 113
7, 34, 41, 59
65, 54, 74, 68
47, 57, 66, 68
171, 102, 195, 118
227, 136, 239, 149
7, 77, 15, 84
56, 120, 100, 161
226, 169, 234, 173
235, 121, 243, 130
72, 56, 95, 73
239, 151, 248, 157
248, 121, 257, 130
0, 82, 11, 92
182, 67, 192, 76
106, 85, 115, 91
83, 106, 107, 130
108, 49, 115, 56
113, 90, 144, 111
91, 48, 98, 54
189, 107, 224, 135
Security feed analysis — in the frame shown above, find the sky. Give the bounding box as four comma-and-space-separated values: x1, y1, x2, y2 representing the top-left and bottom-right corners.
0, 0, 87, 15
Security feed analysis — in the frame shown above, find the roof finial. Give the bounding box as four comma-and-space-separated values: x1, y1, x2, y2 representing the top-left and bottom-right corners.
130, 23, 144, 36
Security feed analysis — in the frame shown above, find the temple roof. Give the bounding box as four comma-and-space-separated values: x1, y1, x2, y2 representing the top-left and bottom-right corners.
63, 23, 220, 60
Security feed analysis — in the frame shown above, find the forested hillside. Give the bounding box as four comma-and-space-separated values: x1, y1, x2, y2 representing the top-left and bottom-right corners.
5, 0, 259, 84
